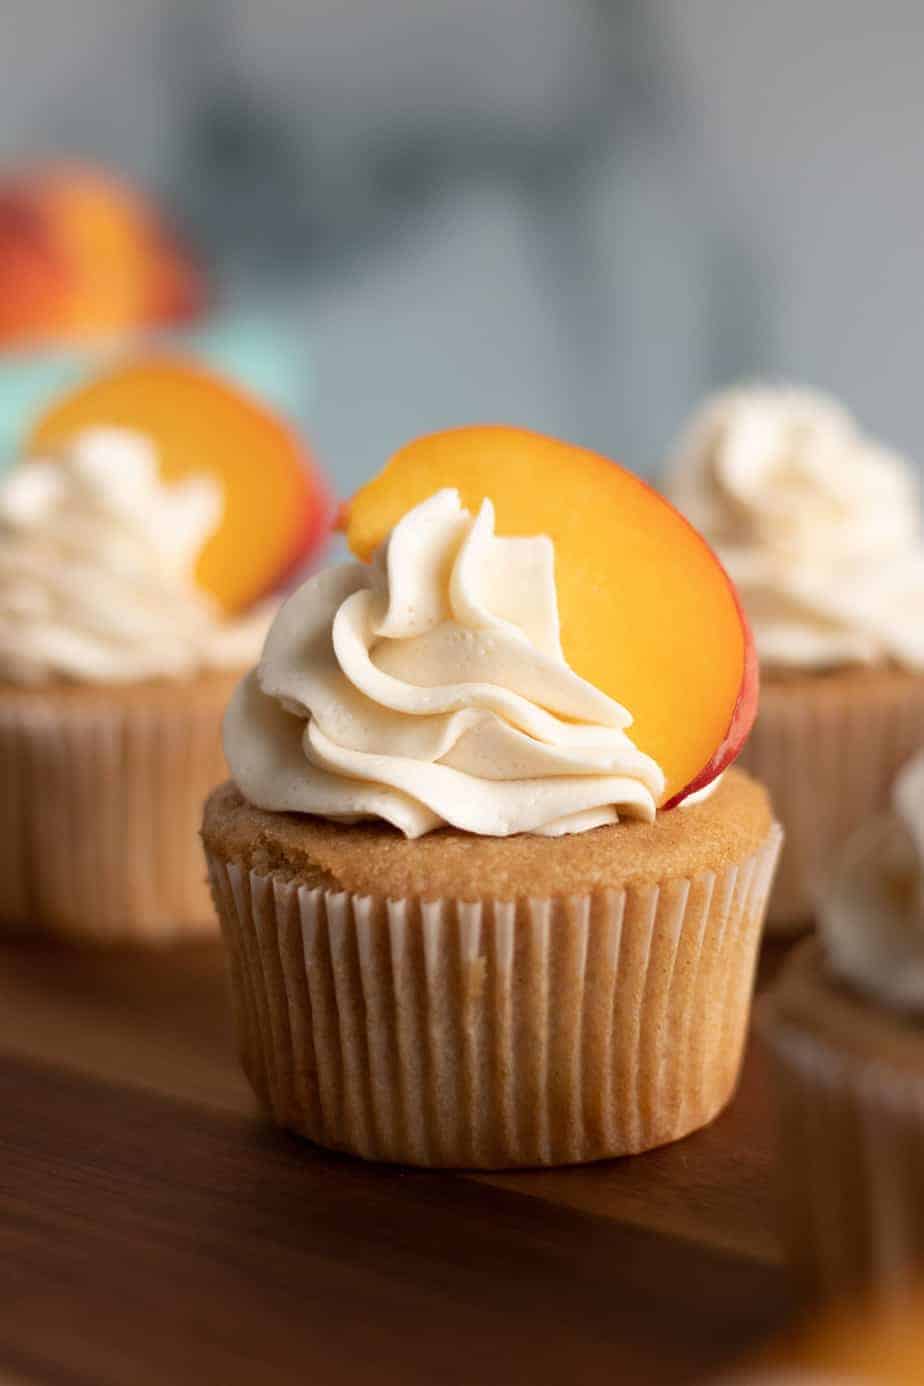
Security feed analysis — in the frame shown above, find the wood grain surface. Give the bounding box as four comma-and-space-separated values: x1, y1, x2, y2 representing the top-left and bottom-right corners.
0, 935, 798, 1385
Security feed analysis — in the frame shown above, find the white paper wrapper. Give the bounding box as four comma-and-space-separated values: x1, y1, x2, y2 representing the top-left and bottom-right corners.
0, 686, 232, 943
206, 823, 782, 1168
740, 672, 924, 934
760, 959, 924, 1304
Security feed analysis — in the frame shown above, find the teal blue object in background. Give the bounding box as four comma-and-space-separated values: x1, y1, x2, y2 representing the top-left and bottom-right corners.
0, 351, 88, 468
0, 308, 313, 473
170, 311, 313, 424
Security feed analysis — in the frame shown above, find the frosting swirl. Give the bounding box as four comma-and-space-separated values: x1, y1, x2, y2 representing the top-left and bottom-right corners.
666, 386, 924, 670
0, 427, 271, 684
225, 488, 665, 839
820, 751, 924, 1013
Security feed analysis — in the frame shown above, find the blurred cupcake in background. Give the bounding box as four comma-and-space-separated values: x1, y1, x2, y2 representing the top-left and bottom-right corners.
0, 163, 311, 467
665, 386, 924, 932
759, 751, 924, 1304
0, 357, 332, 944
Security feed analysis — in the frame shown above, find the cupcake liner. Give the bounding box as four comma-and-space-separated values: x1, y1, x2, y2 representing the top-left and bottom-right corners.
760, 984, 924, 1303
206, 822, 782, 1168
0, 691, 230, 943
739, 673, 924, 934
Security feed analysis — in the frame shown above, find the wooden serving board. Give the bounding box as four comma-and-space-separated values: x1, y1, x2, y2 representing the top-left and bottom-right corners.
0, 936, 798, 1385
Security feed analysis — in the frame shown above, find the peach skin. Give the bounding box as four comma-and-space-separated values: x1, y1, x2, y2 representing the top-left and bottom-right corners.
346, 425, 757, 806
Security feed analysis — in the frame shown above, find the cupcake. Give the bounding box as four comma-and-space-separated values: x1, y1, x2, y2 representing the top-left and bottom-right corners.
759, 751, 924, 1302
665, 386, 924, 933
202, 425, 782, 1167
0, 358, 330, 943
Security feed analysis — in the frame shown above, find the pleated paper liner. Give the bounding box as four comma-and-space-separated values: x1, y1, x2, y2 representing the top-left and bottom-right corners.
206, 821, 781, 1169
739, 668, 924, 935
0, 676, 238, 943
759, 938, 924, 1304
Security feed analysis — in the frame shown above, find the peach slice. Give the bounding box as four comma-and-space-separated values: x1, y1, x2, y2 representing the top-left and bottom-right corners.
28, 358, 331, 613
346, 425, 757, 807
0, 163, 204, 349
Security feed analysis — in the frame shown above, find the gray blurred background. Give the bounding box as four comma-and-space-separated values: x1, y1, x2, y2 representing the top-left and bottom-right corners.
3, 0, 922, 493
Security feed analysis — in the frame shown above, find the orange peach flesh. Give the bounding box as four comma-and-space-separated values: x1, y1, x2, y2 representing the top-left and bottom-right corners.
43, 172, 157, 339
28, 358, 321, 614
347, 426, 755, 807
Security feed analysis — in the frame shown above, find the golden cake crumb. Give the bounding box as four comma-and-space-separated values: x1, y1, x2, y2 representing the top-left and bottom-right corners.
762, 661, 924, 700
202, 767, 773, 901
0, 670, 242, 708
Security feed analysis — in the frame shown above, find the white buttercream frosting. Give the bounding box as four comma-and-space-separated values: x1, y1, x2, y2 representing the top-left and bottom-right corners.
666, 386, 924, 670
820, 751, 924, 1013
225, 488, 665, 839
0, 427, 272, 684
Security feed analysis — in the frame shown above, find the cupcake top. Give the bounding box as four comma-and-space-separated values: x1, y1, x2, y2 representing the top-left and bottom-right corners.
819, 750, 924, 1014
0, 356, 331, 686
227, 488, 665, 838
226, 425, 759, 839
0, 427, 271, 684
665, 385, 924, 672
